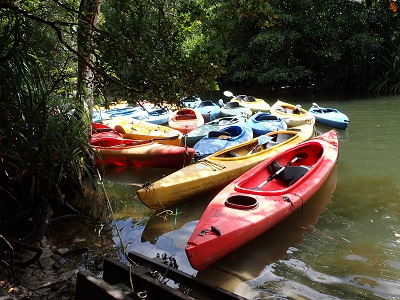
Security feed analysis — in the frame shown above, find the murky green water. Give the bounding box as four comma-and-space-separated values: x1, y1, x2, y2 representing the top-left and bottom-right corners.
62, 93, 400, 299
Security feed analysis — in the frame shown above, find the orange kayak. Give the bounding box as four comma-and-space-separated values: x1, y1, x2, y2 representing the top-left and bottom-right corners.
168, 108, 204, 134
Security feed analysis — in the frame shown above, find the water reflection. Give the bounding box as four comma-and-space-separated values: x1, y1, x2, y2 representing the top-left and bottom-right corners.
101, 165, 176, 187
141, 191, 216, 244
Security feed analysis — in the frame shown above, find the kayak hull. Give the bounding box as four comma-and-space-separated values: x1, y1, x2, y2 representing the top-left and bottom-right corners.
309, 104, 349, 130
168, 108, 205, 134
136, 123, 315, 209
270, 100, 315, 127
185, 116, 249, 147
92, 139, 194, 169
248, 112, 287, 136
185, 130, 338, 270
102, 118, 183, 146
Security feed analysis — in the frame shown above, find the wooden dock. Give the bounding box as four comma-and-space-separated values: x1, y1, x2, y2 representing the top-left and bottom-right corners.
75, 251, 247, 300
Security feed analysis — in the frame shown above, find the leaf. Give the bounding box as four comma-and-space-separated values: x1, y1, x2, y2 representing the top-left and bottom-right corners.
390, 0, 397, 12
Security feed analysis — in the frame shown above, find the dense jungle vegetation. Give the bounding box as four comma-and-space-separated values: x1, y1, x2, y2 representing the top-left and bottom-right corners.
0, 0, 399, 267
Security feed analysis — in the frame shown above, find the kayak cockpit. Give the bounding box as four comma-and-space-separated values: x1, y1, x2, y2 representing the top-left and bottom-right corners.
234, 142, 324, 195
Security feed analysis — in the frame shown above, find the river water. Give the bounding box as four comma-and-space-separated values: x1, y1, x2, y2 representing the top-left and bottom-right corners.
69, 92, 400, 299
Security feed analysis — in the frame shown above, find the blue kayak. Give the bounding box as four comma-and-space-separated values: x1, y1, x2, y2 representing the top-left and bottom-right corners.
108, 106, 147, 120
309, 103, 349, 130
219, 101, 252, 118
248, 112, 287, 137
184, 115, 249, 147
180, 96, 202, 108
194, 100, 221, 122
193, 124, 253, 160
142, 107, 172, 125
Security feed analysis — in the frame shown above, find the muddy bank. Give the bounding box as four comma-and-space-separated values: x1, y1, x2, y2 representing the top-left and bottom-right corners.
0, 237, 78, 299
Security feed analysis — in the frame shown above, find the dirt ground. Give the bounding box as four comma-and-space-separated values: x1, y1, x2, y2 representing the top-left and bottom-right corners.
0, 237, 79, 300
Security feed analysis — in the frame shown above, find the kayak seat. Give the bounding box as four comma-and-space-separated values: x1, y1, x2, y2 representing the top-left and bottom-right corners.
244, 95, 256, 102
225, 102, 241, 109
199, 100, 213, 107
257, 114, 279, 121
228, 151, 239, 157
208, 131, 231, 138
276, 134, 293, 143
280, 166, 310, 185
176, 114, 196, 120
266, 141, 279, 149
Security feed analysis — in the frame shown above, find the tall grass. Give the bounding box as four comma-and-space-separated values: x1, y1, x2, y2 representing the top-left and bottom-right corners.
369, 47, 400, 94
0, 18, 95, 243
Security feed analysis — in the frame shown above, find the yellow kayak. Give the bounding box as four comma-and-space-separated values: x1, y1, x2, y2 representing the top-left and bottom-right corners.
137, 123, 315, 209
230, 95, 271, 114
102, 117, 183, 146
270, 100, 315, 127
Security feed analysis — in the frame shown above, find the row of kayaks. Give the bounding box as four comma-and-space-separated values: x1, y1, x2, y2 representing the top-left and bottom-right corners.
91, 99, 317, 168
91, 97, 348, 171
94, 94, 350, 130
92, 96, 346, 270
91, 96, 348, 171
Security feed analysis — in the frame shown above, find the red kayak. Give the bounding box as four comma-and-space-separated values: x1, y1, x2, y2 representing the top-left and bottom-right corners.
91, 122, 125, 143
91, 123, 195, 169
185, 130, 338, 270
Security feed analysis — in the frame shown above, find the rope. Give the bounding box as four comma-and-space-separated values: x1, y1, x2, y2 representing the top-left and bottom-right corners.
96, 168, 138, 293
182, 146, 190, 168
285, 192, 305, 216
142, 182, 168, 212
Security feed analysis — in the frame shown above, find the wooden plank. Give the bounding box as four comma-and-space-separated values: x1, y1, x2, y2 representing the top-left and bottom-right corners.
127, 251, 247, 300
103, 258, 196, 300
75, 270, 135, 300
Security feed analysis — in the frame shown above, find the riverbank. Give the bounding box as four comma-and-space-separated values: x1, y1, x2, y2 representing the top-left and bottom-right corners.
0, 237, 78, 299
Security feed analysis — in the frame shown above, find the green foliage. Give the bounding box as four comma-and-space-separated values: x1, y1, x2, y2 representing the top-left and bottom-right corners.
207, 0, 400, 92
370, 47, 400, 94
0, 10, 95, 243
97, 0, 223, 105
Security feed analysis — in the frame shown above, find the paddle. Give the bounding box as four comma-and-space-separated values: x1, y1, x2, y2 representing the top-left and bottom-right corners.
312, 102, 324, 113
252, 153, 308, 190
223, 91, 235, 98
247, 135, 273, 155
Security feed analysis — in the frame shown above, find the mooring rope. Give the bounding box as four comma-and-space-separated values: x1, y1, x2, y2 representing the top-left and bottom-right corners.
284, 192, 305, 216
142, 182, 164, 210
96, 168, 138, 294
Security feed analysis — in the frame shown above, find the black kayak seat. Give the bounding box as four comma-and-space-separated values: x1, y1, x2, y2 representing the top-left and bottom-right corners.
225, 102, 241, 108
280, 166, 310, 185
199, 100, 213, 107
257, 114, 279, 121
244, 95, 256, 102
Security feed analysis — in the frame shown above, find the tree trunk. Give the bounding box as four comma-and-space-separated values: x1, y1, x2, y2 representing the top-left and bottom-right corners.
77, 0, 102, 118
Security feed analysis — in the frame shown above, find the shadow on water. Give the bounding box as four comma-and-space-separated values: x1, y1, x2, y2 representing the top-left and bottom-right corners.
101, 165, 177, 187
